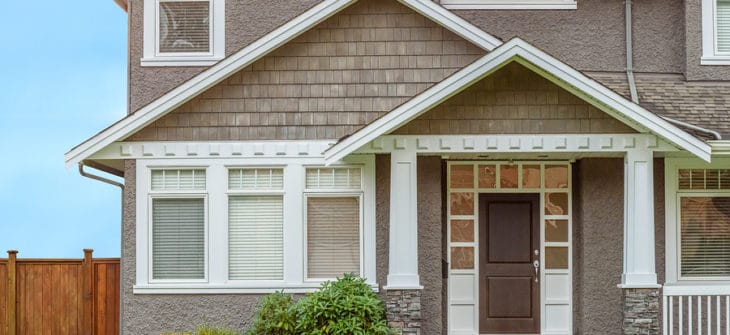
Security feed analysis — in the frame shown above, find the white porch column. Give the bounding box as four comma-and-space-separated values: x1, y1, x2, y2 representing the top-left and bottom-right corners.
621, 149, 659, 288
385, 150, 422, 289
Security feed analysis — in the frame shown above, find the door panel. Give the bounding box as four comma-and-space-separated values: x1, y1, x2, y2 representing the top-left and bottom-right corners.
480, 194, 540, 334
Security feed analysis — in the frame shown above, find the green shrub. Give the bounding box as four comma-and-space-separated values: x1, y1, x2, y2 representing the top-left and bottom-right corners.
294, 273, 393, 335
245, 291, 297, 335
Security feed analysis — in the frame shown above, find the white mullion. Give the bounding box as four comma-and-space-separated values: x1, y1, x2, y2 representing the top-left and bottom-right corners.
208, 164, 227, 284
284, 163, 304, 286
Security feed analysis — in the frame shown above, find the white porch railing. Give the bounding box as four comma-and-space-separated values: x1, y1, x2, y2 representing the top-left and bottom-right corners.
663, 286, 730, 335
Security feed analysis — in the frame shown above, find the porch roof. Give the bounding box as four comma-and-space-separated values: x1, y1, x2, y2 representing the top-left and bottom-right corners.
324, 38, 712, 164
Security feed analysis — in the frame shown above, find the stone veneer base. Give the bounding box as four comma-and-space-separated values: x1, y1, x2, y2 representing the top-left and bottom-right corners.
385, 289, 422, 335
622, 288, 660, 335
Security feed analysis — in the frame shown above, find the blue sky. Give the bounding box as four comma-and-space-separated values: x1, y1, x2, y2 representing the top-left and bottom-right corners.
0, 2, 127, 257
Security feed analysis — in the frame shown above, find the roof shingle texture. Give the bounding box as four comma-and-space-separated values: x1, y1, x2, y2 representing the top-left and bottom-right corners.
589, 72, 730, 139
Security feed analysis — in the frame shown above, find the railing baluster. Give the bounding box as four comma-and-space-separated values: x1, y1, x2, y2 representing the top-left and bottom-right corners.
666, 295, 670, 335
680, 296, 684, 335
709, 296, 713, 335
690, 296, 694, 335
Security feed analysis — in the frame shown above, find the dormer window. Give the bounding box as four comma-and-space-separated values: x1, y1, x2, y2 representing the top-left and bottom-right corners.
142, 0, 224, 66
701, 0, 730, 65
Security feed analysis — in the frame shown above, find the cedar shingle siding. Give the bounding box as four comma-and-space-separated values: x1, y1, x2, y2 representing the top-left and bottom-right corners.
392, 63, 635, 135
126, 0, 484, 142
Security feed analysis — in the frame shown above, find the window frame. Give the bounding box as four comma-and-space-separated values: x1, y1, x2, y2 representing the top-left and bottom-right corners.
226, 166, 286, 284
134, 155, 377, 294
701, 0, 730, 65
303, 187, 365, 282
666, 157, 730, 286
439, 0, 576, 10
142, 0, 225, 67
147, 168, 210, 284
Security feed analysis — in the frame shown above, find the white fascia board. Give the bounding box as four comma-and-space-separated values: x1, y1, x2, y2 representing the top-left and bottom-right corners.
324, 38, 712, 164
65, 0, 503, 168
398, 0, 502, 50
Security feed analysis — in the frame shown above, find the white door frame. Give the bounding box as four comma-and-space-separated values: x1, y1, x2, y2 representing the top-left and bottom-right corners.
446, 161, 573, 335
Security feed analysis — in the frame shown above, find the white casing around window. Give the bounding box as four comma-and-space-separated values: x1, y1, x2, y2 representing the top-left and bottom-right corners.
665, 157, 730, 285
134, 154, 377, 294
142, 0, 225, 66
439, 0, 576, 10
701, 0, 730, 65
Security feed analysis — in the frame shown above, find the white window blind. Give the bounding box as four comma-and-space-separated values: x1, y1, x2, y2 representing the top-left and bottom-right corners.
151, 169, 206, 191
229, 168, 283, 190
305, 168, 361, 190
152, 198, 205, 280
307, 197, 360, 279
719, 0, 730, 53
159, 1, 211, 53
228, 196, 284, 280
680, 196, 730, 277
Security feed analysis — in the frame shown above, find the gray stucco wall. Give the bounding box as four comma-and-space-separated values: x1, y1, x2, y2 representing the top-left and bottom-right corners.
572, 157, 666, 334
451, 0, 684, 74
126, 0, 716, 116
684, 0, 730, 80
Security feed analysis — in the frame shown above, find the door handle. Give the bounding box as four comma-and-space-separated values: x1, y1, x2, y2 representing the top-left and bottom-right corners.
533, 260, 540, 283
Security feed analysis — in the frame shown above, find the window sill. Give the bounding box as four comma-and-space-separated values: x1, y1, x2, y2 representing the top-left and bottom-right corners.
133, 282, 380, 295
441, 1, 577, 9
140, 56, 224, 67
700, 56, 730, 66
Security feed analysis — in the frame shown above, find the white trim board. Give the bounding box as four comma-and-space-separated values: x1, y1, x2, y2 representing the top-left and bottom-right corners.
89, 141, 337, 160
64, 0, 502, 168
323, 38, 712, 164
354, 134, 676, 154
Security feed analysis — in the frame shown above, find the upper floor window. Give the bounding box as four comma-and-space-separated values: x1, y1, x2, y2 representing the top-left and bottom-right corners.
439, 0, 576, 10
142, 0, 224, 67
701, 0, 730, 65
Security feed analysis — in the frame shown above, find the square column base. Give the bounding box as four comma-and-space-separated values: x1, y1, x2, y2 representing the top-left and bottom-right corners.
622, 288, 660, 335
384, 289, 422, 335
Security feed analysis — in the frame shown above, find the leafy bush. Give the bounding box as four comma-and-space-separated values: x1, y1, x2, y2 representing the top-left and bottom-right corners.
294, 273, 393, 335
245, 291, 297, 335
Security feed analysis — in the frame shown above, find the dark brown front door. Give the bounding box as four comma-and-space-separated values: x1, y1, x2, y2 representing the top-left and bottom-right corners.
479, 194, 540, 334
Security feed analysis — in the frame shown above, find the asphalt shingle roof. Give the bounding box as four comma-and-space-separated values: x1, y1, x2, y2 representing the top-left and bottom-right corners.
588, 72, 730, 139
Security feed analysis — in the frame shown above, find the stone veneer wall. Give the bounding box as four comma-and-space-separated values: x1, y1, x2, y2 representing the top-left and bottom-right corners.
622, 289, 660, 335
385, 290, 423, 334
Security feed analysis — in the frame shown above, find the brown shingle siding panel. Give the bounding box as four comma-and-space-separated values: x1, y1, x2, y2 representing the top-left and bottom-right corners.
391, 63, 636, 135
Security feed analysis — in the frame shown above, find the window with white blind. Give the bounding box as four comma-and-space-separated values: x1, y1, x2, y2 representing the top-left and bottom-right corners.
305, 167, 363, 280
149, 168, 207, 281
679, 196, 730, 278
667, 160, 730, 284
228, 168, 284, 281
142, 0, 224, 66
135, 156, 376, 294
701, 0, 730, 64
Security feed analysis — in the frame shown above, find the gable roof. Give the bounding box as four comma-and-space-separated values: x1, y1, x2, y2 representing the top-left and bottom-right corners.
324, 38, 713, 163
65, 0, 502, 168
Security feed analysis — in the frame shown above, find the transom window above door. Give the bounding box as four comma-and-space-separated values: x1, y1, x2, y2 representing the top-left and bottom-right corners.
142, 0, 225, 66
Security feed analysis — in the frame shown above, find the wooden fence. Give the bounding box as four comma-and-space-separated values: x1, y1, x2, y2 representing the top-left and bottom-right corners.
0, 250, 120, 335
